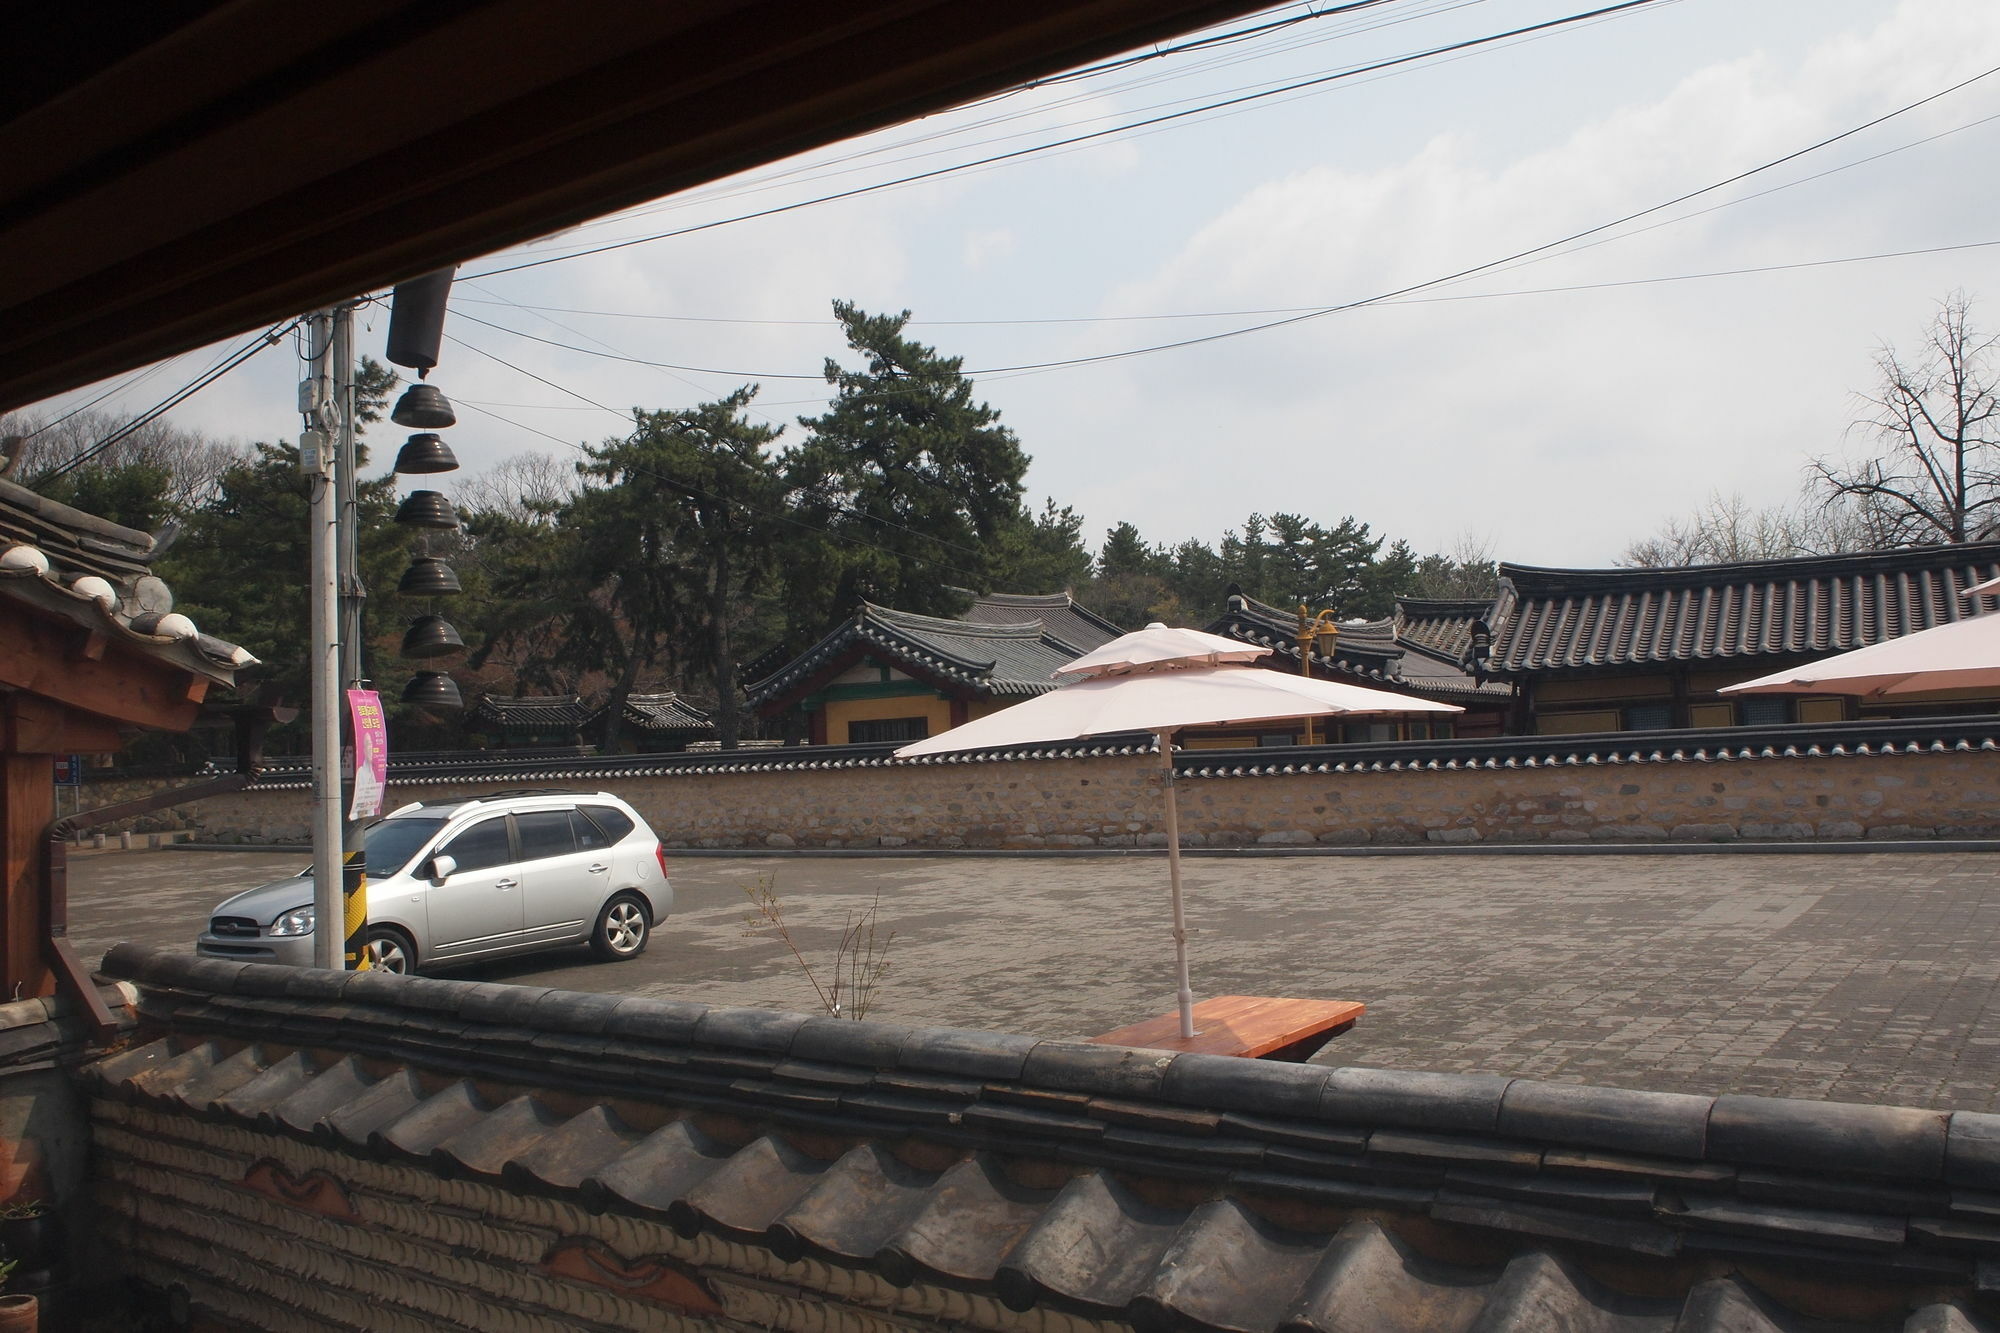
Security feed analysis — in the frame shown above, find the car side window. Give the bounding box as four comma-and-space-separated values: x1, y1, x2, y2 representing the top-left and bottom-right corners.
570, 810, 612, 850
581, 805, 635, 843
515, 810, 577, 861
439, 817, 512, 873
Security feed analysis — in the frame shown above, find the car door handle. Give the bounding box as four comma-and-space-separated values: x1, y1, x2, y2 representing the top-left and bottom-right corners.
495, 879, 518, 890
588, 863, 609, 873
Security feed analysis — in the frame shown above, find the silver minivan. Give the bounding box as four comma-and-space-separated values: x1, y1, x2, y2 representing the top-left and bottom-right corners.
194, 790, 671, 974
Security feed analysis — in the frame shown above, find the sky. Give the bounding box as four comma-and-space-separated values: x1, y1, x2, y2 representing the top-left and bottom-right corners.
27, 0, 2000, 570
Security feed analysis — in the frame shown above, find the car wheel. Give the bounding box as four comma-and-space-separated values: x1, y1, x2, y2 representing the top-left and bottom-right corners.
590, 894, 649, 961
366, 926, 418, 975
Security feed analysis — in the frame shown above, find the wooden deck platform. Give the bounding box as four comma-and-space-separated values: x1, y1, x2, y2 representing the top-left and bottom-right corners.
1089, 995, 1365, 1062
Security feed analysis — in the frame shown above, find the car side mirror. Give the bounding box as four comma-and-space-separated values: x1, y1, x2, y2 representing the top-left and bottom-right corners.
428, 854, 457, 880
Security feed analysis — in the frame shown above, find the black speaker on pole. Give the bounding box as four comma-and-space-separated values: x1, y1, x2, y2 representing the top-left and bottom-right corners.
385, 267, 457, 373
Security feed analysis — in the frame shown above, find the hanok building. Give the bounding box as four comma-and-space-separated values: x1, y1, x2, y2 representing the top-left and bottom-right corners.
747, 593, 1122, 746
471, 694, 594, 749
472, 692, 714, 752
0, 477, 252, 999
1483, 542, 2000, 734
602, 692, 715, 753
1201, 590, 1513, 746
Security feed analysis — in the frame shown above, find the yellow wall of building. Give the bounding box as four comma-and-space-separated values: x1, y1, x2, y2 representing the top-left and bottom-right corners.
824, 694, 955, 745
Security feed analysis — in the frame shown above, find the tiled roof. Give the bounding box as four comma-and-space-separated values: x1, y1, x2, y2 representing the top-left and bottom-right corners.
471, 695, 592, 727
1393, 595, 1500, 665
745, 603, 1088, 710
1492, 543, 2000, 676
959, 591, 1123, 652
1209, 592, 1507, 702
619, 692, 713, 735
0, 476, 253, 680
90, 946, 2000, 1332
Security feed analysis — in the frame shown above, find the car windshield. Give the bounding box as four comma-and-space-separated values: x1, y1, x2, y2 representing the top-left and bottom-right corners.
364, 816, 448, 877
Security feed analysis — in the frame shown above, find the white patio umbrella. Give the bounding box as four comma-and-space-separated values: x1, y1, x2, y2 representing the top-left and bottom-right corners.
1720, 588, 2000, 699
896, 624, 1460, 1038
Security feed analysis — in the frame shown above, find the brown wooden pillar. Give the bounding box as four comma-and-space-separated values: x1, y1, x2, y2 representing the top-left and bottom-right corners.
0, 753, 54, 1000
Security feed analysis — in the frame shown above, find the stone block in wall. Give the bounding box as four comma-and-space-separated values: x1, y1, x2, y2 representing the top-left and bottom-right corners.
1738, 823, 1815, 840
1817, 821, 1864, 840
1257, 831, 1314, 846
1427, 828, 1480, 844
1865, 825, 1934, 840
1668, 823, 1736, 842
1589, 824, 1668, 841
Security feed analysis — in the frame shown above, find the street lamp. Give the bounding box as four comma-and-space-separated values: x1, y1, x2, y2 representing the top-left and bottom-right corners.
1296, 604, 1340, 745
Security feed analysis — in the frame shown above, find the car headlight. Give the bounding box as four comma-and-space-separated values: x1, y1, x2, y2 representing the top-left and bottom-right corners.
269, 906, 315, 937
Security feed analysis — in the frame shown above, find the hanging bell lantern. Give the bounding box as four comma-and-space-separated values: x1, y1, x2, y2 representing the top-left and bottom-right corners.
398, 556, 461, 595
390, 382, 457, 429
394, 490, 459, 530
401, 614, 465, 659
393, 433, 459, 474
402, 671, 463, 710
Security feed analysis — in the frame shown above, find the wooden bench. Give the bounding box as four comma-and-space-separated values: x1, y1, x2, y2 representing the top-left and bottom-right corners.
1088, 995, 1365, 1062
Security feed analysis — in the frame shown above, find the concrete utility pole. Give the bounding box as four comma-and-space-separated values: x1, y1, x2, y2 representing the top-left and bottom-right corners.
332, 303, 369, 970
302, 310, 343, 969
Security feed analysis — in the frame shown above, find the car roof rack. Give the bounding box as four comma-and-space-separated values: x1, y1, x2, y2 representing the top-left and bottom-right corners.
469, 788, 588, 801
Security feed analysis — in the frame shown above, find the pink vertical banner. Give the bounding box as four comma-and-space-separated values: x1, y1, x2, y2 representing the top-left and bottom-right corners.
346, 689, 389, 820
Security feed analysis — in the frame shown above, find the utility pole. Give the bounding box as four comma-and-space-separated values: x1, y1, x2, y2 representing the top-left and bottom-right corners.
332, 303, 370, 970
302, 310, 343, 970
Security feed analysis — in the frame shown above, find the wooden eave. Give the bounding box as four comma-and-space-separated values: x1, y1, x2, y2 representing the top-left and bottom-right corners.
749, 642, 974, 720
0, 598, 208, 734
1, 0, 1276, 410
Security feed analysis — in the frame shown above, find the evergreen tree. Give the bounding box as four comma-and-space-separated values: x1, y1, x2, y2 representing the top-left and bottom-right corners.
785, 302, 1028, 637
623, 390, 785, 748
989, 498, 1092, 594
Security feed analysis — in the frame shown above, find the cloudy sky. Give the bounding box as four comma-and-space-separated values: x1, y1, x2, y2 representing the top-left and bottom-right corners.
31, 0, 2000, 568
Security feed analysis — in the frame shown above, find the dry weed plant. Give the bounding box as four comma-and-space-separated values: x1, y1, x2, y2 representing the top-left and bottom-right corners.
742, 876, 895, 1020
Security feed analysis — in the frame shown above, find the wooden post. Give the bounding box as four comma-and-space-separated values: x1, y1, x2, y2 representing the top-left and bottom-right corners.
0, 754, 54, 1000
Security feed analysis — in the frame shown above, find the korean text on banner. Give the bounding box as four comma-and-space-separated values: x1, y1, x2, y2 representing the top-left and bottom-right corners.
346, 689, 390, 820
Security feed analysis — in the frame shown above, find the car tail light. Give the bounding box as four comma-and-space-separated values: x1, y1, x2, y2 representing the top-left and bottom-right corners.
654, 844, 669, 878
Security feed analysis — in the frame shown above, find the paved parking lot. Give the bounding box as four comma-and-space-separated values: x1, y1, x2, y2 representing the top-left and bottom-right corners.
75, 847, 2000, 1111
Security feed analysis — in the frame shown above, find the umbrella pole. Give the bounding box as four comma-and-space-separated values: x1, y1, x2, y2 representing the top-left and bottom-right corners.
1159, 728, 1196, 1039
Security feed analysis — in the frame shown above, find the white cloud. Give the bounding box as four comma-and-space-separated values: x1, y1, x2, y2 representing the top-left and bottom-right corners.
1013, 0, 2000, 564
964, 228, 1017, 270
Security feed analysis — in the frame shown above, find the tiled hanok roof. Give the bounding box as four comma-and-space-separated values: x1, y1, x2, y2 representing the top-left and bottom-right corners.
618, 692, 713, 735
90, 946, 2000, 1333
959, 591, 1123, 652
1393, 596, 1499, 665
1491, 543, 2000, 676
745, 603, 1088, 711
1208, 591, 1507, 702
0, 476, 252, 681
471, 694, 592, 727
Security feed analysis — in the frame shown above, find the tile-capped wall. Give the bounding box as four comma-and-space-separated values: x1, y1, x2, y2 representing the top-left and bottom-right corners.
158, 747, 2000, 849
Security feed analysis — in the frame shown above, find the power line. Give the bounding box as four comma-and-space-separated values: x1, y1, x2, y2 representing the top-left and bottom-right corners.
961, 60, 2000, 377
465, 0, 1669, 281
444, 335, 1006, 576
41, 321, 297, 480
492, 0, 1496, 260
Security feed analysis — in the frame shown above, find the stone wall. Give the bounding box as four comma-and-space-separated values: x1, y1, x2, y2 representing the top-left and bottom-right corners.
154, 745, 2000, 849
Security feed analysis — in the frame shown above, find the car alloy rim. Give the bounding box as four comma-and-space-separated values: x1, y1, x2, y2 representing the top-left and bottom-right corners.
607, 902, 645, 953
372, 937, 410, 972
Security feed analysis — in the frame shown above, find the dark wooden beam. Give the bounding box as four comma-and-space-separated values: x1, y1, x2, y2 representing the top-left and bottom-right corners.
0, 604, 202, 731
0, 0, 1274, 409
2, 695, 122, 756
0, 755, 54, 999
